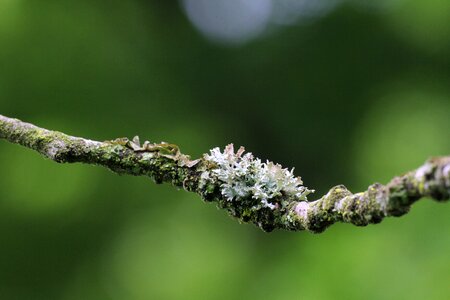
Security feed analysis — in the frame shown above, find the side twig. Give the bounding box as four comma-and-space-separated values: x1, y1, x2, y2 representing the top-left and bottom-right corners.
1, 114, 449, 233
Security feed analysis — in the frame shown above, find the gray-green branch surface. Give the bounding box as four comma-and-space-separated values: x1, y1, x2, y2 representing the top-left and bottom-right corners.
1, 114, 449, 233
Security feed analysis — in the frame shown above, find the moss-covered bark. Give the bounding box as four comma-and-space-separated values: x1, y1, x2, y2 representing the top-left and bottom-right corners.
1, 114, 449, 233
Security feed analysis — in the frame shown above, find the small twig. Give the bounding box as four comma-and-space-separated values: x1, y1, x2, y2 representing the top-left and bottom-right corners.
1, 114, 449, 233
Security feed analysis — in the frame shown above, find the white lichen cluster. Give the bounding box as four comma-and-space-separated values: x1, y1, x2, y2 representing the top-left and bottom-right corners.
202, 144, 313, 210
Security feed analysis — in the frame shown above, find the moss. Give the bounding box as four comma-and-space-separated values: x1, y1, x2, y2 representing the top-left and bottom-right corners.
386, 180, 412, 216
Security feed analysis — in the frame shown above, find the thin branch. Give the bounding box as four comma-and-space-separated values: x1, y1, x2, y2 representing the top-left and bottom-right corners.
1, 114, 449, 233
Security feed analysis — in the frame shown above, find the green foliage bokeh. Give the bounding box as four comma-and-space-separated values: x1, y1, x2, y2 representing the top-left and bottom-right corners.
0, 1, 449, 299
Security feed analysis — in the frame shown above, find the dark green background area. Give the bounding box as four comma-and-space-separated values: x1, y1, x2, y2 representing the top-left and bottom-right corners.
0, 1, 449, 299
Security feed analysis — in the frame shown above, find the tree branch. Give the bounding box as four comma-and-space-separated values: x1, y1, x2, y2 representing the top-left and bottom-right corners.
1, 114, 449, 233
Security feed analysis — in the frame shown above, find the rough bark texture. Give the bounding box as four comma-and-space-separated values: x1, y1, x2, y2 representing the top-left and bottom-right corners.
1, 114, 449, 233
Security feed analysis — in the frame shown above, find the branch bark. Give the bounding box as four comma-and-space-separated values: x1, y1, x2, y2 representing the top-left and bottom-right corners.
1, 114, 449, 233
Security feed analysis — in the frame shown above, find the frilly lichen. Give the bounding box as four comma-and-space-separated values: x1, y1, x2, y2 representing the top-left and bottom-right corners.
202, 144, 313, 210
107, 136, 200, 167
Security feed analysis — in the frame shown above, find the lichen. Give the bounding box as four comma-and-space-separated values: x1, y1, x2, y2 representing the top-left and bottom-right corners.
107, 136, 199, 168
96, 136, 203, 191
198, 144, 313, 231
203, 144, 313, 206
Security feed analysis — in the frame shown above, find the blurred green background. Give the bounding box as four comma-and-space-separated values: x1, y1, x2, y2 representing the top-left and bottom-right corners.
1, 1, 449, 299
